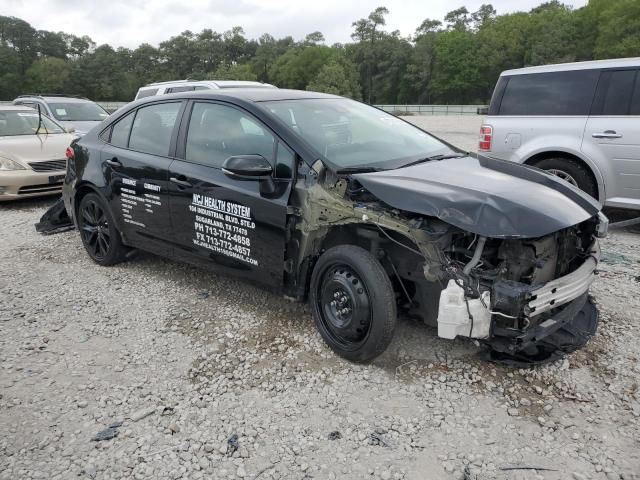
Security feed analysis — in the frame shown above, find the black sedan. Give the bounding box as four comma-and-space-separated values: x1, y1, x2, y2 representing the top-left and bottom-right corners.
62, 89, 606, 363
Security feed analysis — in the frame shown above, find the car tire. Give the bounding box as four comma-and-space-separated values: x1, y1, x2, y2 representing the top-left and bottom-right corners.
534, 157, 598, 199
310, 245, 397, 363
77, 192, 127, 266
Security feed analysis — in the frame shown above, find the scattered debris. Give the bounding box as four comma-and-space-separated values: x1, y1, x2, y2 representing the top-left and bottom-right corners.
226, 434, 239, 456
327, 431, 342, 440
369, 430, 391, 447
463, 464, 476, 480
130, 406, 156, 422
197, 291, 209, 299
499, 464, 558, 472
160, 406, 175, 416
91, 427, 119, 442
34, 198, 74, 235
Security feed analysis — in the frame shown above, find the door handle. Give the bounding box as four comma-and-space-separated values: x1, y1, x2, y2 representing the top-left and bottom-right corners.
170, 176, 192, 188
592, 130, 622, 139
106, 157, 122, 167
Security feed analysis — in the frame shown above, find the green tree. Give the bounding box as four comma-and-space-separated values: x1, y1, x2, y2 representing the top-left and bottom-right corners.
306, 54, 361, 99
592, 0, 640, 58
25, 57, 70, 92
351, 6, 389, 103
209, 63, 257, 81
269, 45, 337, 90
430, 29, 482, 103
444, 7, 471, 31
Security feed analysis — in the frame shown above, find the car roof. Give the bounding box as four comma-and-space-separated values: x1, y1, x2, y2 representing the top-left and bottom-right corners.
502, 57, 640, 76
15, 95, 93, 103
140, 80, 275, 89
136, 88, 341, 104
41, 97, 93, 103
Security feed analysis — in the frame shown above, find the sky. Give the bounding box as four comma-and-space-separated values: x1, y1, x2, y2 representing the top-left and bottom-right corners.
2, 0, 588, 49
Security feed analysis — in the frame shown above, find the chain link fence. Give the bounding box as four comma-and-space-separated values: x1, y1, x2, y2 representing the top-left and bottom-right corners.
2, 100, 487, 115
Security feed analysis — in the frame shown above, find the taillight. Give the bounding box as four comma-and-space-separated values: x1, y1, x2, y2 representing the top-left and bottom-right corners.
479, 125, 492, 151
65, 147, 74, 160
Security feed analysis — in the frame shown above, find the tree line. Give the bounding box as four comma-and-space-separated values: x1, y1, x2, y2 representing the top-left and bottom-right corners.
0, 0, 637, 103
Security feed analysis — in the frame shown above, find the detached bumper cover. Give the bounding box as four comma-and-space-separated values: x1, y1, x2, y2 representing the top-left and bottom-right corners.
526, 241, 600, 318
491, 293, 598, 358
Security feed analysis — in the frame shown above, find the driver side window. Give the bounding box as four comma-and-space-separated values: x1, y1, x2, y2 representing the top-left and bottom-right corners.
185, 102, 275, 168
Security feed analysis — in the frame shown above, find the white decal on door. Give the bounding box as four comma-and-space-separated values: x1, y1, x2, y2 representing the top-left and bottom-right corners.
190, 193, 258, 266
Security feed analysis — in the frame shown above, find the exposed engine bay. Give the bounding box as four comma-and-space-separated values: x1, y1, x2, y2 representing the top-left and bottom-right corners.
286, 158, 604, 364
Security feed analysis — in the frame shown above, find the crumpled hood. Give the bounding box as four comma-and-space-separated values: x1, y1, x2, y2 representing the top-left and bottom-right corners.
0, 133, 73, 165
353, 155, 601, 238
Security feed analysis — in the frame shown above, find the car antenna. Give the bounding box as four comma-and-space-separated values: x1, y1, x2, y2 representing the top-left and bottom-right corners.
36, 103, 43, 135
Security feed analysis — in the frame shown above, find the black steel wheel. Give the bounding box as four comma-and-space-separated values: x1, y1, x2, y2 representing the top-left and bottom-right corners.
310, 245, 396, 362
78, 193, 126, 266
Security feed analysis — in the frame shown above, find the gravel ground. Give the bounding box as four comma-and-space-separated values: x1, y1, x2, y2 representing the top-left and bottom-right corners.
1, 120, 639, 480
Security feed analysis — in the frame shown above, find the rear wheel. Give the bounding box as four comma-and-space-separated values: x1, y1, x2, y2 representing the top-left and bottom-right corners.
77, 192, 127, 266
310, 245, 397, 363
534, 157, 598, 199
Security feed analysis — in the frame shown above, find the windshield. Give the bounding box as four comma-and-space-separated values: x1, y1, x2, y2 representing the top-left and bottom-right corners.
0, 111, 65, 136
48, 101, 109, 122
262, 98, 453, 169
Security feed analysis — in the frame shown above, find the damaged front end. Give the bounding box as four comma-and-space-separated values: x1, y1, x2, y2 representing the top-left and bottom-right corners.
440, 222, 601, 364
289, 155, 605, 364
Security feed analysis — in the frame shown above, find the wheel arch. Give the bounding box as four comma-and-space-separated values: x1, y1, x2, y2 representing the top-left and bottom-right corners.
72, 183, 114, 228
298, 223, 424, 301
523, 150, 605, 202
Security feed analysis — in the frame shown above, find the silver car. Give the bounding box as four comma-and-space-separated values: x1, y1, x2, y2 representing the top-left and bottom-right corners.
480, 57, 640, 210
13, 94, 110, 137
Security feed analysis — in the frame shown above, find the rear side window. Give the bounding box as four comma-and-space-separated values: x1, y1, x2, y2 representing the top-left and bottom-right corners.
110, 111, 135, 147
592, 69, 638, 116
498, 70, 600, 116
136, 88, 158, 99
129, 102, 181, 156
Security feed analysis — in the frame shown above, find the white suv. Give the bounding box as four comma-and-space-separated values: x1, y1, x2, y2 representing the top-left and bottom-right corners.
480, 57, 640, 210
134, 80, 276, 100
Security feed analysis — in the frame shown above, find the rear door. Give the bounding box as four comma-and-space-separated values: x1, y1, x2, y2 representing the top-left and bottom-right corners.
168, 100, 294, 288
101, 101, 184, 254
582, 68, 640, 207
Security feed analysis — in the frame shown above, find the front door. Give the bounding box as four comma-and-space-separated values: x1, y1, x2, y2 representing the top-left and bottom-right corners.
101, 101, 183, 253
168, 101, 293, 288
582, 68, 640, 208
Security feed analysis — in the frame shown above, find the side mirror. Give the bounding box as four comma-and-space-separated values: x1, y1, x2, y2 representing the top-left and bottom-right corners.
65, 126, 76, 133
222, 154, 273, 180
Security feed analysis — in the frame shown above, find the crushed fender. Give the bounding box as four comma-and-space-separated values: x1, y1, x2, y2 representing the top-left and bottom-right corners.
35, 198, 74, 235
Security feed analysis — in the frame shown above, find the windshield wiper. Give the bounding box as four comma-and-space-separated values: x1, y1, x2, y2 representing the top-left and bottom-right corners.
399, 153, 467, 169
336, 166, 385, 174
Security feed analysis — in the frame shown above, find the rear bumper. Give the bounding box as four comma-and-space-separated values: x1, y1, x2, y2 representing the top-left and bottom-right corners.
0, 169, 65, 201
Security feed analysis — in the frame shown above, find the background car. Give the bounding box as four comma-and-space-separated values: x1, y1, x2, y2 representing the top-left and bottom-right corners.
0, 105, 73, 201
480, 57, 640, 210
12, 94, 110, 136
134, 79, 276, 100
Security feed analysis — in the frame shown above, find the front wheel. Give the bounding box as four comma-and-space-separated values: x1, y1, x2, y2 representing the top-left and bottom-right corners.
77, 192, 127, 266
310, 245, 397, 363
535, 157, 598, 199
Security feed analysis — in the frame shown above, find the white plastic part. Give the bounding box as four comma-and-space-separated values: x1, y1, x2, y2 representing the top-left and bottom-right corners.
437, 280, 492, 340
